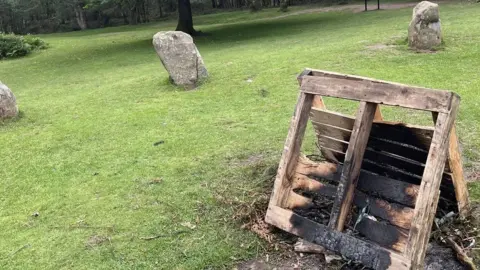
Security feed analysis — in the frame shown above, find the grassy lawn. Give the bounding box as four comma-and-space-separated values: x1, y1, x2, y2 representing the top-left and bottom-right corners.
1, 2, 480, 269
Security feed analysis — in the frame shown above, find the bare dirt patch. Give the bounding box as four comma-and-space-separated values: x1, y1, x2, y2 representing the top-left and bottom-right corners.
85, 235, 110, 248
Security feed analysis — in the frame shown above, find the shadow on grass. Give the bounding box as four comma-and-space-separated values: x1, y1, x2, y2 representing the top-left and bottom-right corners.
194, 12, 346, 45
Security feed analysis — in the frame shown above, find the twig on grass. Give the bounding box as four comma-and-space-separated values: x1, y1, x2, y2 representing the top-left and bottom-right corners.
446, 237, 477, 270
140, 230, 188, 240
1, 244, 31, 261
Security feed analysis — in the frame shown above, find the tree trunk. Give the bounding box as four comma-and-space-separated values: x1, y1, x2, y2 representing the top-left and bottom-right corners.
175, 0, 197, 35
211, 0, 217, 8
157, 0, 164, 17
74, 4, 87, 30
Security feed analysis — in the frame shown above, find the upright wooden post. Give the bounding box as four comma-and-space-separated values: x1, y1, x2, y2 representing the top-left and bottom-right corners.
407, 95, 460, 269
328, 102, 378, 231
432, 114, 470, 217
268, 92, 314, 208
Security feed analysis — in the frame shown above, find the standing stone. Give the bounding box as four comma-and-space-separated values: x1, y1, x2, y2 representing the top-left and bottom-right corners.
0, 81, 18, 119
408, 1, 442, 50
152, 31, 208, 89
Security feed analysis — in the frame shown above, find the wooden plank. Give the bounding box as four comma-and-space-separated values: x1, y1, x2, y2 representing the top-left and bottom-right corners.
301, 71, 454, 113
316, 135, 429, 177
354, 216, 408, 253
316, 134, 456, 194
433, 113, 469, 217
311, 108, 435, 152
406, 95, 460, 269
268, 93, 314, 208
367, 137, 429, 164
293, 175, 414, 229
329, 102, 377, 231
447, 126, 470, 217
265, 206, 411, 269
297, 69, 313, 85
298, 69, 325, 109
353, 191, 414, 230
311, 109, 355, 130
286, 191, 313, 209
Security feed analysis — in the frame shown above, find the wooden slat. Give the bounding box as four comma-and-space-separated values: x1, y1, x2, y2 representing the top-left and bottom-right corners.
329, 102, 377, 231
311, 108, 435, 152
354, 191, 414, 230
300, 71, 455, 113
293, 175, 414, 230
316, 135, 428, 177
406, 95, 460, 269
265, 206, 411, 269
268, 93, 314, 208
355, 216, 408, 253
286, 191, 313, 209
295, 156, 419, 207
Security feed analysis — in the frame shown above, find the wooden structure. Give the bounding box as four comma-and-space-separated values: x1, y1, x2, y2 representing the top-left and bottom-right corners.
265, 69, 470, 269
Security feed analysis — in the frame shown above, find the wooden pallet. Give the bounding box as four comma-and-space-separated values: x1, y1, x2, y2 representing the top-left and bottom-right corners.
265, 69, 470, 269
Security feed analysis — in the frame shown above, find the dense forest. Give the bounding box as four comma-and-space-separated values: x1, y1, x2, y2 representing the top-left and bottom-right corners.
0, 0, 325, 34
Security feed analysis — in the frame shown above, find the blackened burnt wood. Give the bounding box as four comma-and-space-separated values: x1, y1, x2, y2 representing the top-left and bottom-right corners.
328, 102, 378, 231
310, 108, 440, 163
295, 155, 419, 207
267, 93, 314, 208
265, 206, 411, 269
354, 215, 409, 253
406, 95, 460, 269
293, 174, 414, 229
300, 71, 455, 113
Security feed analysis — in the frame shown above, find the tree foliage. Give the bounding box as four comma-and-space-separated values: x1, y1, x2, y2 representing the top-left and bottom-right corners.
0, 0, 318, 34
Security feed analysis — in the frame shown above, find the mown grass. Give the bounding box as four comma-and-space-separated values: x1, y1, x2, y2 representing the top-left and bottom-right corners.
1, 2, 480, 269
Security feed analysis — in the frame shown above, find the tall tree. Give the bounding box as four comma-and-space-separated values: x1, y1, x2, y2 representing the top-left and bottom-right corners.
175, 0, 197, 35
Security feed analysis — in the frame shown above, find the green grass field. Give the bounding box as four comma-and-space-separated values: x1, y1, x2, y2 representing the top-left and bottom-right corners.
1, 2, 480, 269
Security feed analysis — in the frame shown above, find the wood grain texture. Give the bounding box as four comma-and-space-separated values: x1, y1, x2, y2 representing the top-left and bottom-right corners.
301, 70, 454, 113
295, 155, 419, 207
406, 95, 460, 269
328, 102, 377, 231
447, 125, 470, 217
265, 206, 411, 269
310, 108, 435, 153
433, 112, 469, 217
286, 190, 313, 209
267, 93, 314, 208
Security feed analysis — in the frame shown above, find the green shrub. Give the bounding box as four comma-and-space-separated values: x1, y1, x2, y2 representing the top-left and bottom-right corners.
0, 33, 48, 59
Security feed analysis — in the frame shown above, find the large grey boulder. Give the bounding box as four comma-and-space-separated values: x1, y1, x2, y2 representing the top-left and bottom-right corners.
408, 1, 442, 50
0, 82, 18, 119
152, 31, 208, 89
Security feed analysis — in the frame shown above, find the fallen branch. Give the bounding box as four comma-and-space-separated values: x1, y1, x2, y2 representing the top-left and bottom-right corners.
446, 237, 477, 270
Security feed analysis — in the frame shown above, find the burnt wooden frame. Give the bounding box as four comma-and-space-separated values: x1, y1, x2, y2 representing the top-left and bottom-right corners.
265, 69, 469, 269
